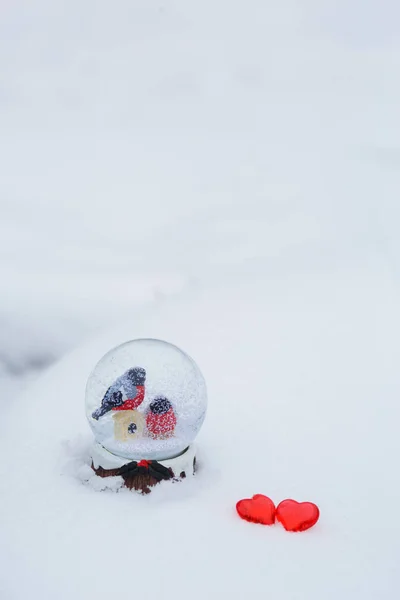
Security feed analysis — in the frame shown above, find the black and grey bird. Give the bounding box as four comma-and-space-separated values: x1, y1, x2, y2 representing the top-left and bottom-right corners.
91, 367, 146, 420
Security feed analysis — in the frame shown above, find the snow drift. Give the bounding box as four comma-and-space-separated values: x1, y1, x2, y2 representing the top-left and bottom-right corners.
1, 275, 399, 599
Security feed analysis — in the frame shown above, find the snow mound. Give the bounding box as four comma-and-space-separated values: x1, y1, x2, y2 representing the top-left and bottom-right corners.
1, 276, 399, 599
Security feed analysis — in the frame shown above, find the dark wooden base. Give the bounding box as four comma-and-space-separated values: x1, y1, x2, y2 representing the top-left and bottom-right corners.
90, 446, 197, 494
92, 463, 162, 494
92, 462, 186, 494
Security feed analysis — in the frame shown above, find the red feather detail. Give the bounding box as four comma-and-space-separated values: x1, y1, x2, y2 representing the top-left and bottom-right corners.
113, 386, 145, 411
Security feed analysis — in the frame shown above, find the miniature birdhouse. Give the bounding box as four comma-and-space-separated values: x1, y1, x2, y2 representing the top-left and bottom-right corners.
113, 410, 145, 442
85, 338, 207, 493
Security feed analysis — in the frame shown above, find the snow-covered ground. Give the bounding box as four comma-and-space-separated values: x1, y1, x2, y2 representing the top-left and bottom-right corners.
1, 1, 400, 598
1, 276, 400, 599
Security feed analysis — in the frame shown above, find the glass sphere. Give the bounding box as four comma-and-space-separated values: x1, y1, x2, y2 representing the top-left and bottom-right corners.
85, 338, 207, 461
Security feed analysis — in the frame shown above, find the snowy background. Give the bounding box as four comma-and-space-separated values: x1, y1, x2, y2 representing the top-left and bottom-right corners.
2, 0, 400, 396
1, 1, 400, 598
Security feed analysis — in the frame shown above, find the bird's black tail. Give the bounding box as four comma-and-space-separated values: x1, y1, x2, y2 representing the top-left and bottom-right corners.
92, 405, 110, 420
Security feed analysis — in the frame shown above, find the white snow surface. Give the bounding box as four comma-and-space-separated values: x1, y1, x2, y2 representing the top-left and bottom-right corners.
1, 0, 400, 598
1, 277, 400, 599
1, 0, 400, 391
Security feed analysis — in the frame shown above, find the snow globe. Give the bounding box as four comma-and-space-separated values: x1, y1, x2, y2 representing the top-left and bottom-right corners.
86, 338, 207, 493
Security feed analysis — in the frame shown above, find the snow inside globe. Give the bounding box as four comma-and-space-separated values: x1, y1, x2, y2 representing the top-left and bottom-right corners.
86, 339, 207, 491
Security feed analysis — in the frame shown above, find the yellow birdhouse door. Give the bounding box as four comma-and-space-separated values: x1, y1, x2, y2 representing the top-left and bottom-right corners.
112, 410, 145, 442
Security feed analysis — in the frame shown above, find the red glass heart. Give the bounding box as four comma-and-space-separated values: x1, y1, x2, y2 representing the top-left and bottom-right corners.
276, 499, 320, 532
236, 494, 276, 525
